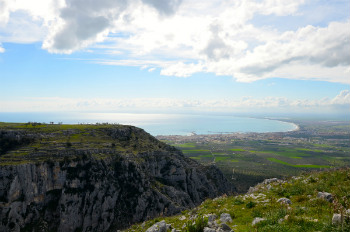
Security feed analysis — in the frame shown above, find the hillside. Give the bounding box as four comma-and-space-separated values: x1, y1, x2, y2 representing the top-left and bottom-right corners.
126, 168, 350, 232
0, 123, 233, 232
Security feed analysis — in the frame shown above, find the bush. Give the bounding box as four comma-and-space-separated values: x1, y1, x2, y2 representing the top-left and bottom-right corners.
233, 198, 244, 205
246, 201, 257, 209
182, 215, 208, 232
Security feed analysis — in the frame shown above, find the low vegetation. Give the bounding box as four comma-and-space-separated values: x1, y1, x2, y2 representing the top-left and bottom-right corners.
124, 168, 350, 232
0, 122, 171, 165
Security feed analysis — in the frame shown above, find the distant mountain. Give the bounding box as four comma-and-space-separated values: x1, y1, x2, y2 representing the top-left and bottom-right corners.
0, 123, 234, 231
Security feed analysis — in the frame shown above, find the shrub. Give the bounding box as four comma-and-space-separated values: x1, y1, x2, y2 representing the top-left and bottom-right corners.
233, 198, 244, 205
182, 215, 208, 232
66, 141, 72, 148
246, 201, 257, 209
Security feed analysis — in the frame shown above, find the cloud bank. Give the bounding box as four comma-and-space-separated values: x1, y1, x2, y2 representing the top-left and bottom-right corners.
0, 0, 349, 83
1, 90, 349, 113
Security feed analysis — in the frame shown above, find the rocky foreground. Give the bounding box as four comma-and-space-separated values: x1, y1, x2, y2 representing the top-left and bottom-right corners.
0, 123, 234, 232
127, 168, 350, 232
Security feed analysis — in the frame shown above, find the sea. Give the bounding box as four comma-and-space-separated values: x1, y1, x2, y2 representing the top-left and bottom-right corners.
0, 112, 298, 136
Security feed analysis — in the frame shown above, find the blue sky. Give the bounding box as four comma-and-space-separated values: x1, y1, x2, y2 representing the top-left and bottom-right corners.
0, 0, 349, 117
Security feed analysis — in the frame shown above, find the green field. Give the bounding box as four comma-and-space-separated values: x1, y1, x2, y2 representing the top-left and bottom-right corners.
168, 120, 350, 192
267, 157, 330, 168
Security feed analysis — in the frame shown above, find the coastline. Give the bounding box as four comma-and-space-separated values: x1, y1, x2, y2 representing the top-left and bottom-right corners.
264, 117, 300, 133
0, 112, 300, 136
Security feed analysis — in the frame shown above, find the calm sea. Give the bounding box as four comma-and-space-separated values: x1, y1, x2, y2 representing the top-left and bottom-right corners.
0, 112, 298, 136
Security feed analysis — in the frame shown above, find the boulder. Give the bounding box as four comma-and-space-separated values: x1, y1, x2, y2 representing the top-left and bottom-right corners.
263, 178, 280, 185
220, 223, 233, 231
220, 213, 232, 223
207, 214, 217, 223
146, 220, 167, 232
317, 192, 333, 202
332, 214, 342, 225
203, 228, 216, 232
252, 217, 265, 226
277, 198, 292, 205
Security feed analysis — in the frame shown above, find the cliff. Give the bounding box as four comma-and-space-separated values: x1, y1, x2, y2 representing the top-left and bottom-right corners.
0, 123, 233, 231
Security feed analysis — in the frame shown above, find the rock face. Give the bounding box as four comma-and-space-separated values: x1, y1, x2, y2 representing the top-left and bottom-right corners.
0, 125, 234, 232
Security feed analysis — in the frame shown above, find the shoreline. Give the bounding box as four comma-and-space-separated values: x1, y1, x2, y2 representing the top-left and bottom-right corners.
0, 114, 301, 136
154, 118, 300, 137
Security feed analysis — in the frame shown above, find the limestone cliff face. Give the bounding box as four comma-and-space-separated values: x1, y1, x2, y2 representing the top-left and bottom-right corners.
0, 126, 233, 232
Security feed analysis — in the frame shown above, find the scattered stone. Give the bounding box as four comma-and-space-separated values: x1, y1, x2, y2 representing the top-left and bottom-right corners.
179, 215, 186, 221
203, 227, 216, 232
208, 220, 219, 228
277, 198, 292, 205
207, 214, 217, 223
332, 214, 342, 224
213, 196, 225, 201
220, 213, 232, 223
278, 218, 284, 224
263, 178, 280, 185
252, 217, 265, 226
146, 220, 167, 232
247, 186, 257, 194
220, 223, 233, 231
317, 192, 333, 202
284, 215, 289, 220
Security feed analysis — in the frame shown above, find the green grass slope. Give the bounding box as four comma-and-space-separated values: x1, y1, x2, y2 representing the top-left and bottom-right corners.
124, 168, 350, 232
0, 122, 171, 165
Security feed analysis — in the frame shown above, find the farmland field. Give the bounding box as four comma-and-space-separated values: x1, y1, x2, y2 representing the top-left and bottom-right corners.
158, 120, 350, 192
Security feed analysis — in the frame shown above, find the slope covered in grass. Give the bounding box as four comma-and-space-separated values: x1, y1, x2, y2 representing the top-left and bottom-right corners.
124, 168, 350, 232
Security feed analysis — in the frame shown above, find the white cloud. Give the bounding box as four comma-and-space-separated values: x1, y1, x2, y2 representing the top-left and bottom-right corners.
42, 0, 184, 53
160, 62, 204, 77
0, 0, 9, 25
1, 90, 349, 113
331, 90, 350, 105
0, 0, 349, 83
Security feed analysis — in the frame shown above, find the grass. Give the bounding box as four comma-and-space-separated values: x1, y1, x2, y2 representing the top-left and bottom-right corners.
250, 150, 309, 159
123, 168, 350, 232
230, 148, 246, 152
161, 128, 349, 193
175, 143, 196, 148
215, 156, 230, 162
182, 149, 211, 153
0, 122, 170, 165
267, 157, 331, 168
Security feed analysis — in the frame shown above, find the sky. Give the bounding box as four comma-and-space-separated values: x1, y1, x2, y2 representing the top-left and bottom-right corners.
0, 0, 349, 118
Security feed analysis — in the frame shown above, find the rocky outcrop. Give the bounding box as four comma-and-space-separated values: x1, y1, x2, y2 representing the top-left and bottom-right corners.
0, 126, 233, 232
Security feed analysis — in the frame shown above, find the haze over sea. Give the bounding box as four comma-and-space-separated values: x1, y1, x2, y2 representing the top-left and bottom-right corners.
0, 112, 298, 136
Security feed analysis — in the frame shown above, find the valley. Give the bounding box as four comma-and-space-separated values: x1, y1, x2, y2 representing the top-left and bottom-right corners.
158, 119, 350, 193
